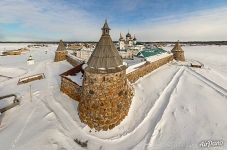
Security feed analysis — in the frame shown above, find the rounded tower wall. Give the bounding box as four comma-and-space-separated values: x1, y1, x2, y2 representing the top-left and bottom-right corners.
79, 69, 133, 131
54, 51, 67, 62
172, 51, 185, 61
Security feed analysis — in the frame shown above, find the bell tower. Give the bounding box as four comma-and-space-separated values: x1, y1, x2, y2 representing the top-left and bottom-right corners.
102, 19, 110, 35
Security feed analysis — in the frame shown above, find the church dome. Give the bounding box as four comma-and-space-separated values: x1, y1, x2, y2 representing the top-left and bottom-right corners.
126, 32, 131, 38
133, 35, 137, 41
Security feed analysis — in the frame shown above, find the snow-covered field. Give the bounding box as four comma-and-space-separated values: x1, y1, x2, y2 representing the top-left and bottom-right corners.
0, 44, 227, 150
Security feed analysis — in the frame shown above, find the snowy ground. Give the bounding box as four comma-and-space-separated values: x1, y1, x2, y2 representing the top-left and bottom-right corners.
0, 44, 227, 150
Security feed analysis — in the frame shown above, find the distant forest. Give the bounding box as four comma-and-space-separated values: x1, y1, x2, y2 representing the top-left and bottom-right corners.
1, 41, 227, 45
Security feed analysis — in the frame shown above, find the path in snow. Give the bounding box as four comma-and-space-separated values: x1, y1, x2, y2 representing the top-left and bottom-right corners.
141, 67, 185, 150
146, 66, 227, 150
10, 99, 39, 150
186, 68, 227, 97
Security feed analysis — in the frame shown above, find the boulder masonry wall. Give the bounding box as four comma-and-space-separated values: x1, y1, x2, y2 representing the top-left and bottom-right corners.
60, 77, 81, 101
78, 69, 134, 131
127, 54, 173, 83
66, 55, 82, 67
54, 51, 67, 62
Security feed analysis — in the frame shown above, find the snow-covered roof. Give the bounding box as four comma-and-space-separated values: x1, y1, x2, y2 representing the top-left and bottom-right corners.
136, 48, 167, 58
60, 63, 84, 86
66, 72, 83, 86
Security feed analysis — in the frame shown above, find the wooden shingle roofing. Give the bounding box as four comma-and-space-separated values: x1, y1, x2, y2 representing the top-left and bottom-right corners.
171, 41, 184, 52
86, 21, 123, 71
56, 40, 66, 51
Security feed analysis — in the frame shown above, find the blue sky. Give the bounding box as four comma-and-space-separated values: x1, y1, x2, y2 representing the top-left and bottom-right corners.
0, 0, 227, 41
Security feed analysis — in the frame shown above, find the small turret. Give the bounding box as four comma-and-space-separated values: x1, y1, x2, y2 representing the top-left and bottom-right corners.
27, 55, 33, 61
102, 19, 110, 36
54, 40, 68, 62
27, 55, 35, 65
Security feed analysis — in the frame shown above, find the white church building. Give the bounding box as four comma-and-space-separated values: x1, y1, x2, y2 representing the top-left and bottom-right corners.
118, 32, 144, 51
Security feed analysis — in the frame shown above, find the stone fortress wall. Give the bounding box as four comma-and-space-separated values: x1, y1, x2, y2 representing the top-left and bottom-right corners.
60, 54, 173, 103
60, 64, 84, 102
127, 54, 173, 83
60, 77, 81, 101
66, 55, 83, 67
59, 50, 173, 131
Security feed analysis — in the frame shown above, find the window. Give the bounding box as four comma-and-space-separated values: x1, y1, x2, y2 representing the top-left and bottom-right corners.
89, 90, 94, 95
118, 90, 123, 96
117, 103, 122, 109
76, 88, 82, 93
89, 80, 94, 84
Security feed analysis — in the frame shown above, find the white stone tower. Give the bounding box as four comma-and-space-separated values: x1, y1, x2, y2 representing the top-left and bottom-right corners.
119, 33, 125, 50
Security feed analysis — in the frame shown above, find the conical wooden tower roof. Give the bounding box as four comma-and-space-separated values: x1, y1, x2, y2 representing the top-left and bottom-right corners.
87, 20, 123, 71
171, 41, 184, 52
56, 40, 66, 51
102, 19, 110, 30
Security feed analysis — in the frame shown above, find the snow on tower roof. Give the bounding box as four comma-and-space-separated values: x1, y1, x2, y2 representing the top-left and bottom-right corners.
86, 20, 124, 73
171, 41, 184, 52
56, 40, 66, 51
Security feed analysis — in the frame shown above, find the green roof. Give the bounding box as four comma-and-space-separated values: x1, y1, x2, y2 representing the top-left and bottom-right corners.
137, 48, 166, 58
135, 42, 143, 45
